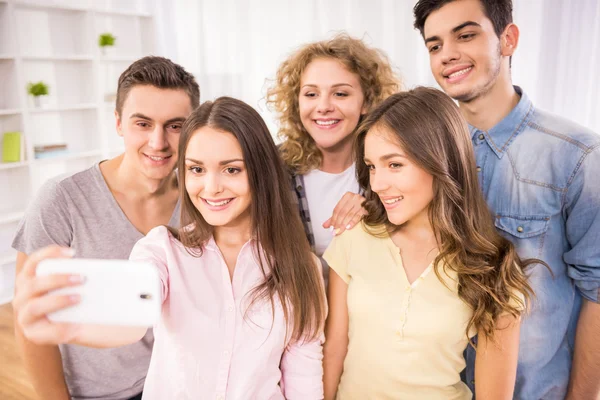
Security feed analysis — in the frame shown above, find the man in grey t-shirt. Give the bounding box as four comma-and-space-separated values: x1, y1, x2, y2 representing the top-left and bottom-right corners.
12, 56, 199, 400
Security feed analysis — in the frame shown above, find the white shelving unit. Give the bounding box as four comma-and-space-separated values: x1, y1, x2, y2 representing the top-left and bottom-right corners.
0, 0, 161, 303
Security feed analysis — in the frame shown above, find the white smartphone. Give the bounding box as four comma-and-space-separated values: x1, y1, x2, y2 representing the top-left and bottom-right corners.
36, 258, 161, 327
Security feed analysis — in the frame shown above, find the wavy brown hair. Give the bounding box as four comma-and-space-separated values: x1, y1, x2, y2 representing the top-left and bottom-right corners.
173, 97, 326, 342
356, 87, 539, 343
266, 33, 401, 174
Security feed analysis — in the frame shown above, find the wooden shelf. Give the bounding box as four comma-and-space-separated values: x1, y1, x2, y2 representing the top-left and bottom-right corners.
0, 255, 15, 266
0, 54, 15, 60
0, 211, 24, 225
22, 55, 94, 62
99, 56, 140, 62
13, 1, 88, 13
93, 8, 151, 18
0, 108, 21, 116
28, 103, 97, 113
14, 2, 151, 18
31, 149, 102, 165
0, 161, 29, 171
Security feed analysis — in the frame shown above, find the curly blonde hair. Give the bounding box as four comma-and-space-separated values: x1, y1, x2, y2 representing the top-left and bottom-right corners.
266, 33, 401, 174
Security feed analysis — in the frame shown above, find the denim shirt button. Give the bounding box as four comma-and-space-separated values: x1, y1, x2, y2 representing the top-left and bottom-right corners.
296, 185, 303, 191
517, 226, 524, 233
476, 166, 482, 172
478, 133, 485, 140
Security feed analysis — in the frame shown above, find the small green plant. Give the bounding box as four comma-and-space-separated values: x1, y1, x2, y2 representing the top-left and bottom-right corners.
27, 81, 49, 97
98, 33, 116, 47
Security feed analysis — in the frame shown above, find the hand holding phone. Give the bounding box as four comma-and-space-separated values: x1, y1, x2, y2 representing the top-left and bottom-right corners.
12, 245, 160, 345
36, 258, 161, 327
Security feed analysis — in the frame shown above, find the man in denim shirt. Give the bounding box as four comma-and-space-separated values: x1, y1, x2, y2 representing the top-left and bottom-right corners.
413, 0, 600, 399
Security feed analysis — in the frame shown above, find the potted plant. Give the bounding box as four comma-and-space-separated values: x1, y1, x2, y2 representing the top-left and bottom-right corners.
27, 81, 49, 108
98, 33, 117, 55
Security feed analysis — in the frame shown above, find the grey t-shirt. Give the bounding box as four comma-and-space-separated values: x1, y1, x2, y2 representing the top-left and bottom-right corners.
12, 162, 180, 400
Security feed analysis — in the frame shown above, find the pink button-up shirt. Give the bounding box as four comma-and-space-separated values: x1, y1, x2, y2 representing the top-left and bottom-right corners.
129, 226, 324, 400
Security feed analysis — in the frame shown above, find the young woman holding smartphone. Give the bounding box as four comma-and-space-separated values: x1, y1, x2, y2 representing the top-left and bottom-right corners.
13, 97, 327, 400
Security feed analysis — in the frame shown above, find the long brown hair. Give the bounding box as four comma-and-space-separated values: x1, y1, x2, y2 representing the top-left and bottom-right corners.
174, 97, 325, 342
356, 87, 537, 342
266, 33, 401, 174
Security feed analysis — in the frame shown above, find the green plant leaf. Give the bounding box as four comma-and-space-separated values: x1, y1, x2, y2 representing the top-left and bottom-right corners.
98, 33, 117, 47
27, 81, 49, 96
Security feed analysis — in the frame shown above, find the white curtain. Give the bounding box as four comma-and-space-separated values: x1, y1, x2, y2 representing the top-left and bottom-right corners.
168, 0, 600, 136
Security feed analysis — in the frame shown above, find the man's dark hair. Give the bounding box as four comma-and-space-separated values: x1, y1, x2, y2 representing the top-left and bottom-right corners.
116, 56, 200, 117
413, 0, 513, 38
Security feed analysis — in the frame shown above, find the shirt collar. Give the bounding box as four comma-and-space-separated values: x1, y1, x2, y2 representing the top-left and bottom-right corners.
205, 236, 219, 251
469, 86, 534, 159
204, 235, 256, 253
179, 223, 253, 252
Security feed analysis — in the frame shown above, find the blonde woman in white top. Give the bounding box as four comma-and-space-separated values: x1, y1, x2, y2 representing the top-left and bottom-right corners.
266, 33, 401, 284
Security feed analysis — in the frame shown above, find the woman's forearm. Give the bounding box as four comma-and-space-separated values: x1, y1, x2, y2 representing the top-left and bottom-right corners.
323, 344, 346, 400
70, 325, 147, 348
475, 315, 521, 399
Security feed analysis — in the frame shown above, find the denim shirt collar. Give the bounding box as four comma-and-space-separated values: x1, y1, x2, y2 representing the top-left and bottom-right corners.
469, 86, 534, 159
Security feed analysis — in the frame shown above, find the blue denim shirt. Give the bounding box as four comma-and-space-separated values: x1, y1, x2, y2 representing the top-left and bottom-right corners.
465, 87, 600, 400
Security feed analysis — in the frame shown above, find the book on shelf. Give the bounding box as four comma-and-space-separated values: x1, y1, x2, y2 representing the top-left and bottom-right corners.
34, 143, 68, 152
34, 143, 69, 159
2, 131, 24, 163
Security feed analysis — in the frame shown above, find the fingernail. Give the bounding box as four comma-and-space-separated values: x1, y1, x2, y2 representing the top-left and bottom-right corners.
329, 226, 334, 231
346, 224, 352, 230
69, 294, 80, 303
334, 228, 341, 235
61, 248, 75, 257
69, 275, 85, 283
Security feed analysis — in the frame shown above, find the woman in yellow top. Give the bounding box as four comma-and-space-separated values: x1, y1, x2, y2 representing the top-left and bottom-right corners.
323, 87, 539, 400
